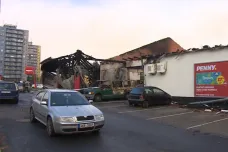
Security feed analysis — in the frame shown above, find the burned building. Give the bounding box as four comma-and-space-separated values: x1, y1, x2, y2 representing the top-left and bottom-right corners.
100, 37, 184, 84
40, 50, 124, 89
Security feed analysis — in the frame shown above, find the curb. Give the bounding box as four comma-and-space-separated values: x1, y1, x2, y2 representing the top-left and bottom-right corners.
94, 100, 127, 104
170, 102, 228, 114
196, 108, 228, 113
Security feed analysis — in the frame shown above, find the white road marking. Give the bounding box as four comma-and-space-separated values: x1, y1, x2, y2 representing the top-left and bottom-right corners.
186, 117, 228, 130
118, 107, 165, 114
146, 111, 193, 120
98, 105, 128, 109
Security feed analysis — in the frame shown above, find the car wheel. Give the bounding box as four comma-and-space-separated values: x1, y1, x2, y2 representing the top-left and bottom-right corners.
12, 98, 19, 104
128, 101, 133, 106
30, 108, 37, 123
142, 100, 149, 108
92, 129, 100, 134
94, 94, 102, 102
166, 100, 172, 105
125, 93, 129, 100
47, 117, 55, 137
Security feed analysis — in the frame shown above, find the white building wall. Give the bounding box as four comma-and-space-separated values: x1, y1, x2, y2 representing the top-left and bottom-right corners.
126, 59, 146, 67
129, 69, 143, 80
100, 63, 126, 81
100, 60, 145, 82
144, 48, 228, 97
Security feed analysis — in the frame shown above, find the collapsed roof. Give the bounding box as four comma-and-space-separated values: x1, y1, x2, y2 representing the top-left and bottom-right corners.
41, 50, 124, 72
110, 37, 184, 61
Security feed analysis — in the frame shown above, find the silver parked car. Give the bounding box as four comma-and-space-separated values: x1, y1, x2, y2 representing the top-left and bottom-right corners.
29, 89, 105, 137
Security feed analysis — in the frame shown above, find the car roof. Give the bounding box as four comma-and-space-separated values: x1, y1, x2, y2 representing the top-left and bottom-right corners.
135, 86, 153, 88
0, 81, 15, 84
45, 89, 78, 93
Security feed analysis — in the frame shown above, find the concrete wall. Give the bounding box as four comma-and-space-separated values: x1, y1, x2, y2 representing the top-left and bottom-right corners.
144, 48, 228, 97
126, 59, 145, 67
100, 63, 127, 82
129, 69, 143, 80
100, 60, 144, 84
22, 30, 29, 81
0, 27, 5, 75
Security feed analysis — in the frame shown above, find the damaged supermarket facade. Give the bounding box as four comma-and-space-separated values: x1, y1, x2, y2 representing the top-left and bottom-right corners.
144, 45, 228, 104
40, 37, 183, 89
40, 37, 228, 103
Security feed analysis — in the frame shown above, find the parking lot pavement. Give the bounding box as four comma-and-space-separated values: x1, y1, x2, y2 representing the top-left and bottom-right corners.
94, 101, 228, 137
1, 96, 228, 152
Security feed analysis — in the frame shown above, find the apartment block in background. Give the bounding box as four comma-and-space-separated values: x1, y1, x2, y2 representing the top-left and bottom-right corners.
26, 42, 41, 80
0, 26, 5, 77
0, 24, 29, 82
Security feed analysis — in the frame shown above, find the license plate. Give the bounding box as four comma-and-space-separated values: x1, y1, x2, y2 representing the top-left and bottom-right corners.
78, 123, 94, 128
1, 91, 11, 93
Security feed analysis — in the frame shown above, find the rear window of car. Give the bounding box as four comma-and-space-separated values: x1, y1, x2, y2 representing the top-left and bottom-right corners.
0, 83, 16, 90
130, 87, 144, 94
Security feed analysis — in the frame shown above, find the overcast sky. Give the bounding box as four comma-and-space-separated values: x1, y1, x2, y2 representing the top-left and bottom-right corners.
0, 0, 228, 61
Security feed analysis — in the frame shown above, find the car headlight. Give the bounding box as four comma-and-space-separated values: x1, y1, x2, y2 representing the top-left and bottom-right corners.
58, 116, 77, 123
94, 114, 104, 121
89, 92, 94, 95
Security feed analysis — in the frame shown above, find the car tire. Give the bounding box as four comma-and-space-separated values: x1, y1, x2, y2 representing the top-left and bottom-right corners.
128, 101, 133, 106
92, 129, 100, 134
94, 94, 102, 102
47, 117, 56, 137
12, 98, 19, 104
125, 93, 129, 100
142, 100, 149, 108
30, 108, 37, 123
166, 100, 171, 105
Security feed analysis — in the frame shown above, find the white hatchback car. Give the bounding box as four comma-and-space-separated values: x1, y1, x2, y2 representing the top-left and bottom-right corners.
29, 89, 105, 137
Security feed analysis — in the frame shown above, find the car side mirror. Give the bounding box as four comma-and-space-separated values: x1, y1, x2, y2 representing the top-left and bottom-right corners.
89, 100, 93, 103
41, 101, 47, 105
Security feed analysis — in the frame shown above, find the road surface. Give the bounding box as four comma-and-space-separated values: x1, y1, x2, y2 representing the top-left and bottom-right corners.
0, 93, 228, 152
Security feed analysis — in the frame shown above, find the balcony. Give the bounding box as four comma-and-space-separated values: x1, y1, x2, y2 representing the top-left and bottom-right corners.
5, 42, 23, 47
6, 34, 24, 39
6, 30, 17, 34
6, 38, 23, 43
4, 62, 22, 67
4, 70, 22, 75
4, 67, 21, 71
28, 52, 37, 56
4, 75, 21, 79
5, 50, 23, 55
6, 29, 24, 35
5, 54, 22, 59
17, 31, 24, 35
4, 58, 22, 62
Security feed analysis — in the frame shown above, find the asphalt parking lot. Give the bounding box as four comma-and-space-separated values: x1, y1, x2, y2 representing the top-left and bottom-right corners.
94, 101, 228, 137
1, 93, 228, 152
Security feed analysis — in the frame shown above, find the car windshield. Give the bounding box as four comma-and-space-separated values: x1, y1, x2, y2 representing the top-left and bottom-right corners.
50, 92, 89, 106
130, 87, 144, 94
0, 83, 16, 90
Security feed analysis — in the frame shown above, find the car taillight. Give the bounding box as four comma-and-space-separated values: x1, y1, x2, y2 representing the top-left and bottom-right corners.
140, 94, 144, 99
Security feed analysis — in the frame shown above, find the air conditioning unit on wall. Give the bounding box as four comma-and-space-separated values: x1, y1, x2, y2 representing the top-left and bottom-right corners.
157, 62, 167, 73
147, 64, 156, 74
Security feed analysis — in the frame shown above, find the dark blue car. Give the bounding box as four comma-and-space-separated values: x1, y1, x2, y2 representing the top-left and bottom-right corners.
0, 81, 19, 104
